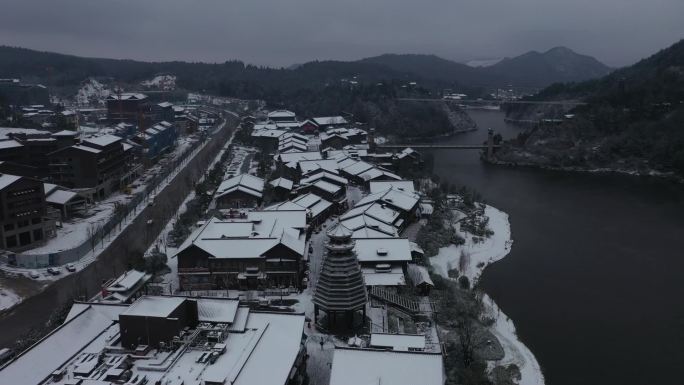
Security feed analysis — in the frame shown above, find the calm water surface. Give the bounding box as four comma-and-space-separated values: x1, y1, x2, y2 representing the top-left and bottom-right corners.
429, 109, 684, 385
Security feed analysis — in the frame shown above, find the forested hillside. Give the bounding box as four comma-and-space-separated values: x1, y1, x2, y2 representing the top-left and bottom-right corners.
496, 40, 684, 176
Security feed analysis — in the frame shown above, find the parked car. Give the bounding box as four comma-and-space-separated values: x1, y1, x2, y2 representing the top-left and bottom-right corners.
47, 267, 60, 275
65, 263, 76, 272
28, 271, 40, 279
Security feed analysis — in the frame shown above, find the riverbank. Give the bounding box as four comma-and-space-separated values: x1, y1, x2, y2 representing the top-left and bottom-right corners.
430, 205, 545, 385
486, 156, 684, 184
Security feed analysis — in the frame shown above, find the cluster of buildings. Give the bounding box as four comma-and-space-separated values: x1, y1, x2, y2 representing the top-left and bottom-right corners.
0, 295, 308, 385
175, 108, 431, 295
0, 84, 220, 252
0, 105, 446, 384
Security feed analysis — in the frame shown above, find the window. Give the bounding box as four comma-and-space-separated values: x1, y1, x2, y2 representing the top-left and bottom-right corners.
5, 235, 17, 248
33, 229, 43, 241
32, 218, 42, 225
18, 220, 29, 228
18, 231, 31, 246
3, 223, 14, 231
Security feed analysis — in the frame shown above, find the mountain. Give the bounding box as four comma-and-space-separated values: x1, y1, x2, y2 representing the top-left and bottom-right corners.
495, 39, 684, 177
359, 54, 491, 85
465, 58, 503, 68
359, 47, 611, 88
486, 47, 612, 86
0, 45, 611, 98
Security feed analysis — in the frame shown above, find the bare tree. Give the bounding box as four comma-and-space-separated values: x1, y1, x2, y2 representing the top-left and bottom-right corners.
457, 317, 475, 368
87, 223, 97, 253
458, 250, 470, 273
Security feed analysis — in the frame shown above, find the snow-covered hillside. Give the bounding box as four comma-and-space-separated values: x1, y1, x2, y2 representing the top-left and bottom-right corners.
141, 75, 176, 91
76, 78, 111, 106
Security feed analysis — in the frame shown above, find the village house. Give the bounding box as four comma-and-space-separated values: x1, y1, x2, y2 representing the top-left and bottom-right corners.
43, 182, 88, 220
131, 120, 177, 163
353, 237, 413, 287
369, 180, 416, 194
354, 186, 421, 224
176, 210, 307, 290
266, 192, 334, 228
329, 347, 443, 385
298, 119, 319, 134
0, 173, 49, 251
269, 176, 294, 201
392, 147, 423, 170
48, 134, 132, 200
95, 269, 152, 304
214, 174, 265, 209
106, 92, 153, 127
312, 116, 348, 129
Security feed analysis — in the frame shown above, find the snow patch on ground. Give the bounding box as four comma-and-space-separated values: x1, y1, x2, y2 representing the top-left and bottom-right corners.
430, 204, 545, 385
484, 295, 544, 385
141, 75, 176, 91
76, 78, 110, 106
0, 286, 20, 311
431, 205, 512, 283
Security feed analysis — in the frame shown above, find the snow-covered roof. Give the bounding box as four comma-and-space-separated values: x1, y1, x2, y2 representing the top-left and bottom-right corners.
122, 296, 186, 317
279, 132, 308, 142
0, 173, 22, 190
276, 151, 322, 164
298, 159, 339, 174
267, 109, 296, 118
278, 141, 307, 152
45, 189, 80, 205
0, 139, 23, 149
0, 303, 127, 385
216, 174, 265, 199
201, 312, 304, 385
275, 121, 301, 129
329, 348, 443, 385
106, 92, 147, 101
105, 270, 150, 292
341, 160, 374, 176
300, 171, 348, 186
360, 167, 402, 182
340, 214, 398, 238
82, 134, 122, 148
419, 202, 434, 216
291, 192, 333, 219
71, 144, 102, 154
354, 238, 412, 262
251, 128, 286, 138
370, 333, 426, 351
269, 177, 294, 190
196, 298, 240, 324
355, 187, 420, 212
52, 129, 79, 137
311, 180, 343, 194
362, 267, 407, 286
370, 180, 416, 194
176, 213, 306, 260
313, 116, 348, 126
0, 127, 50, 140
408, 264, 434, 287
395, 147, 420, 159
342, 201, 401, 227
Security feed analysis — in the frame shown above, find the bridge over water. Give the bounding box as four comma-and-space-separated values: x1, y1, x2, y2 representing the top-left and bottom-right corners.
397, 97, 586, 106
377, 144, 498, 150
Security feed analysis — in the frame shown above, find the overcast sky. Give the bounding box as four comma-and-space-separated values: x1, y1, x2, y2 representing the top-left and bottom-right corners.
0, 0, 682, 68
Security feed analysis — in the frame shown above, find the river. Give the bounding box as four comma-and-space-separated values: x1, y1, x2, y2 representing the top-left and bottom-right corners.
428, 109, 684, 385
